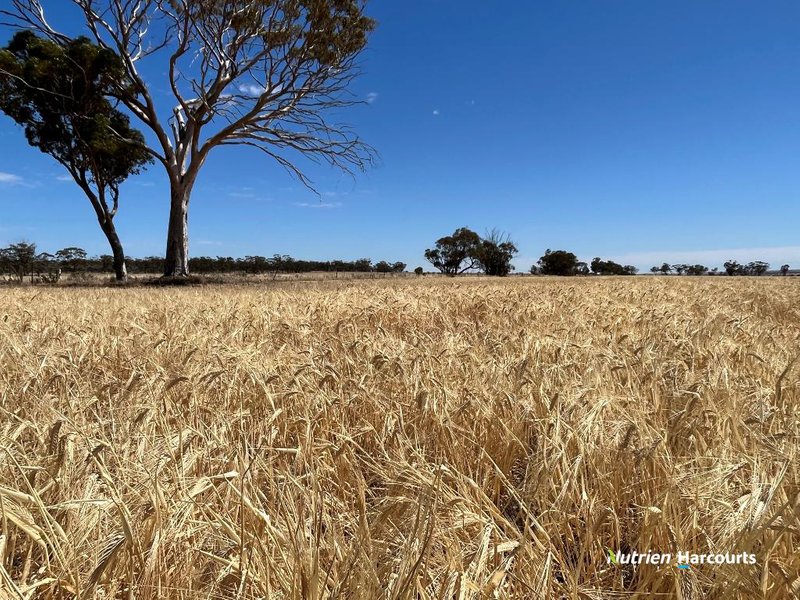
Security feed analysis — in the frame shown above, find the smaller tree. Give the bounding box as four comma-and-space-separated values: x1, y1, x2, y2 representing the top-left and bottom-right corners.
650, 266, 660, 274
724, 260, 742, 276
268, 254, 292, 280
659, 263, 672, 275
34, 251, 62, 283
591, 257, 632, 275
392, 262, 407, 273
672, 264, 688, 276
354, 258, 373, 273
55, 247, 88, 273
0, 32, 151, 281
242, 256, 270, 274
538, 249, 579, 276
745, 261, 769, 276
474, 229, 518, 276
685, 264, 708, 276
99, 255, 114, 272
375, 261, 392, 276
780, 264, 790, 276
0, 241, 37, 282
414, 267, 424, 276
424, 227, 481, 276
575, 261, 590, 276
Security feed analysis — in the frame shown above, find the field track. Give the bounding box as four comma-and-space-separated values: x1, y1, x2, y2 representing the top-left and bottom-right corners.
1, 277, 798, 598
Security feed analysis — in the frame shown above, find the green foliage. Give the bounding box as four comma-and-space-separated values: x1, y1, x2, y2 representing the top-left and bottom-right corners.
685, 264, 709, 276
724, 260, 741, 276
177, 0, 375, 67
55, 247, 88, 272
425, 227, 482, 276
672, 264, 688, 275
473, 230, 518, 277
0, 246, 410, 279
424, 228, 517, 277
723, 260, 770, 276
0, 241, 37, 282
590, 257, 636, 276
745, 261, 769, 276
538, 249, 579, 276
0, 32, 150, 192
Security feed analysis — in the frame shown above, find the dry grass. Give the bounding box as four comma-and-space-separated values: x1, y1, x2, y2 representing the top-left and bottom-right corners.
0, 277, 798, 599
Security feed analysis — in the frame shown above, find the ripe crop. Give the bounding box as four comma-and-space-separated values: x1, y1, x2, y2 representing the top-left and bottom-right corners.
1, 277, 798, 598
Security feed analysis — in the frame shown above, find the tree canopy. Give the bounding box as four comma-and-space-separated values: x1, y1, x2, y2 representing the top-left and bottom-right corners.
0, 31, 149, 198
424, 227, 481, 276
0, 31, 151, 280
590, 257, 637, 276
537, 249, 578, 276
473, 230, 518, 276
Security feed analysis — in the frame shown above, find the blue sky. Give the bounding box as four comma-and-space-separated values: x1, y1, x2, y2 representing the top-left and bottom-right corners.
1, 0, 799, 272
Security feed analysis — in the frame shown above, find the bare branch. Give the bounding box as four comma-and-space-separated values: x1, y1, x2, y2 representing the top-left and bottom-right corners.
0, 0, 70, 44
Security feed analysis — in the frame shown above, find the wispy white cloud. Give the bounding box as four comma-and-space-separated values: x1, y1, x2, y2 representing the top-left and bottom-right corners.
0, 172, 23, 185
366, 92, 379, 104
293, 201, 342, 209
432, 109, 440, 116
238, 83, 266, 97
197, 240, 224, 247
237, 83, 284, 97
55, 175, 73, 182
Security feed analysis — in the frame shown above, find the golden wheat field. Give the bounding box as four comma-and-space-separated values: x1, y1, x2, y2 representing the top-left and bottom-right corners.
0, 277, 798, 599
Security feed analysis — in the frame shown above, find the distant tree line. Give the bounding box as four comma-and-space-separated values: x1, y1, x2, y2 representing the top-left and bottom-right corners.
423, 230, 642, 278
3, 237, 791, 283
647, 261, 780, 276
422, 229, 791, 278
649, 263, 715, 276
722, 260, 770, 276
589, 257, 638, 276
528, 251, 637, 276
0, 241, 407, 283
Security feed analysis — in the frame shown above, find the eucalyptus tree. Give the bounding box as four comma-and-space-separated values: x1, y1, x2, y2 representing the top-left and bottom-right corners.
2, 0, 376, 277
474, 229, 518, 277
0, 31, 150, 280
0, 241, 37, 282
424, 227, 481, 276
537, 249, 579, 276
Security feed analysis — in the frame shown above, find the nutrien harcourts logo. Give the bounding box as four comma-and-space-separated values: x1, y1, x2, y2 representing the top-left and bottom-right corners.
607, 549, 756, 569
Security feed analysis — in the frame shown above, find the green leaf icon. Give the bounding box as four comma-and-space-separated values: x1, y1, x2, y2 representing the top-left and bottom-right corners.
608, 549, 618, 565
